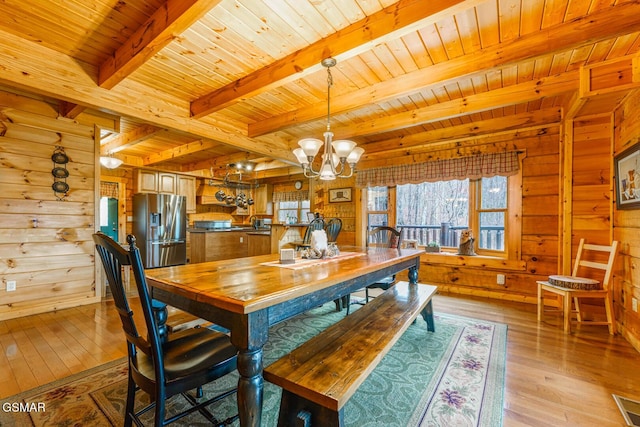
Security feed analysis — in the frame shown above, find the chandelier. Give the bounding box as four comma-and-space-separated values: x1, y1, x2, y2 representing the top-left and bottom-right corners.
292, 58, 364, 180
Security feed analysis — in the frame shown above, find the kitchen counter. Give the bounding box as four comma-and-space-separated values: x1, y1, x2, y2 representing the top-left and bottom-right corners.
188, 227, 264, 233
246, 231, 270, 235
189, 227, 273, 263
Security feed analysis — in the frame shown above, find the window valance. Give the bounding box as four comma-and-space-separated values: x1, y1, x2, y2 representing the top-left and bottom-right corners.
100, 181, 118, 199
355, 151, 520, 188
272, 190, 309, 202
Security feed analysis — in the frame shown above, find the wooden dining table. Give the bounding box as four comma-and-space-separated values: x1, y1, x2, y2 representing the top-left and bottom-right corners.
145, 246, 424, 427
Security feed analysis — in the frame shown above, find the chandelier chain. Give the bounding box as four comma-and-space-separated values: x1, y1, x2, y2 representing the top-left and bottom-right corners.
326, 66, 333, 132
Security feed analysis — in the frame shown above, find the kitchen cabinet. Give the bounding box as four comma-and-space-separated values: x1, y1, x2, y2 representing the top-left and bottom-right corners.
134, 169, 196, 213
177, 175, 196, 213
189, 230, 248, 262
135, 169, 159, 193
253, 183, 273, 215
247, 233, 271, 256
158, 172, 177, 194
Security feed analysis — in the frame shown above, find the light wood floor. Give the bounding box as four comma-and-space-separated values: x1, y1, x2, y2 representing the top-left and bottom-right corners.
1, 293, 639, 426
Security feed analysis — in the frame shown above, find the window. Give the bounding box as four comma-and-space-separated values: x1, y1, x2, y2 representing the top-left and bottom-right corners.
379, 175, 514, 256
277, 200, 310, 224
366, 186, 389, 230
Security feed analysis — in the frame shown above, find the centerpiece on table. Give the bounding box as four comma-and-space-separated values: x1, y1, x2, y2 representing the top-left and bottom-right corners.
301, 229, 340, 259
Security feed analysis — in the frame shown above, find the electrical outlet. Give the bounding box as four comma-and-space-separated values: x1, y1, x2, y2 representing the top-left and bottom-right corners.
496, 274, 506, 285
633, 297, 638, 313
6, 280, 16, 292
240, 237, 244, 243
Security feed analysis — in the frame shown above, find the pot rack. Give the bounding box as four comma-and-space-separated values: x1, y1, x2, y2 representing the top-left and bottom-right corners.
207, 165, 260, 190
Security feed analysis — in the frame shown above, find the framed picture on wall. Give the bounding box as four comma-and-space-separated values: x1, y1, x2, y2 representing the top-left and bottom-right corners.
329, 187, 352, 203
614, 140, 640, 210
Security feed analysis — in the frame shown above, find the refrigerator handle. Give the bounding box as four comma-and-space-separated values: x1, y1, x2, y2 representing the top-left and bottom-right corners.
150, 212, 161, 227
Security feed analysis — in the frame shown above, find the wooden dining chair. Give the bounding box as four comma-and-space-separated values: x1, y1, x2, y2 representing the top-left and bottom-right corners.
325, 217, 342, 243
294, 217, 325, 250
344, 226, 402, 314
365, 226, 403, 301
93, 232, 239, 426
537, 238, 618, 334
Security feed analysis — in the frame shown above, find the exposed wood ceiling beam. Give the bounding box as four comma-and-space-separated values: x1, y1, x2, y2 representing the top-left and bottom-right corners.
98, 0, 223, 89
185, 151, 267, 176
0, 28, 295, 162
190, 0, 478, 118
147, 66, 575, 165
359, 108, 562, 158
344, 72, 577, 139
58, 101, 85, 119
249, 1, 640, 137
143, 139, 222, 165
360, 127, 556, 169
100, 124, 161, 154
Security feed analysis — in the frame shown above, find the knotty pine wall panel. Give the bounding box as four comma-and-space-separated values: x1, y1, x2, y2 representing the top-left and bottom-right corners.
0, 100, 99, 321
613, 90, 640, 352
571, 116, 612, 281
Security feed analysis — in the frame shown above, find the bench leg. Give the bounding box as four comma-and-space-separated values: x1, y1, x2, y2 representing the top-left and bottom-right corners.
277, 390, 344, 427
421, 300, 435, 332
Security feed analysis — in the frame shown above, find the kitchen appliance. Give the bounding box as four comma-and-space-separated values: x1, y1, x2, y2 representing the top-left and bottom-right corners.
193, 220, 231, 229
133, 193, 187, 268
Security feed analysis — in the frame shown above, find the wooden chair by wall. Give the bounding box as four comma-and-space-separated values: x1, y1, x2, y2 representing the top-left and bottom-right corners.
537, 238, 618, 334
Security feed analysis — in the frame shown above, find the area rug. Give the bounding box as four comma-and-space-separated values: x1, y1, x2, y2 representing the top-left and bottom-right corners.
0, 304, 506, 427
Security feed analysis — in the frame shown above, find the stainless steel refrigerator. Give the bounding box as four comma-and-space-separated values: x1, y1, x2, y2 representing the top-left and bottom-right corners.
133, 193, 187, 268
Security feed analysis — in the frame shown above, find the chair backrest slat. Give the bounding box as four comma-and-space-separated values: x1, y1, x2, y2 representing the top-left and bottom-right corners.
325, 218, 342, 243
571, 238, 618, 290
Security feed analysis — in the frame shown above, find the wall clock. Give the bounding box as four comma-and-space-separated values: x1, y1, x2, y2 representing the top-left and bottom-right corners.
294, 180, 303, 190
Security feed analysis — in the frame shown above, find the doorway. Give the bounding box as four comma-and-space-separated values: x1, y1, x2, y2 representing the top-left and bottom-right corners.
99, 196, 118, 242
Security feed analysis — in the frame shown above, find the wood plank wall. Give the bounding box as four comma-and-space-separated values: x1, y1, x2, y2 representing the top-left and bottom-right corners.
0, 101, 99, 320
613, 90, 640, 351
572, 115, 612, 247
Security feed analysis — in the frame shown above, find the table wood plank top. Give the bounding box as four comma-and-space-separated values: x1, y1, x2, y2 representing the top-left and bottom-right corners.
145, 247, 424, 314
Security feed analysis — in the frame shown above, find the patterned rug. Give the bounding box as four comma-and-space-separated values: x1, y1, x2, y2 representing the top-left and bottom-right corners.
0, 304, 506, 426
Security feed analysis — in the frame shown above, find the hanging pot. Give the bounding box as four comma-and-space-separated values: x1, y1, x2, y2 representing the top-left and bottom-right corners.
225, 195, 235, 205
247, 198, 254, 205
215, 190, 226, 202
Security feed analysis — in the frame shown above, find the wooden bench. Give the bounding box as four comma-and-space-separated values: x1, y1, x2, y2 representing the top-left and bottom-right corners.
263, 281, 438, 427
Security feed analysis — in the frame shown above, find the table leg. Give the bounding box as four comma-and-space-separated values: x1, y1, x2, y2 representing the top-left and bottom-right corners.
408, 264, 419, 284
422, 300, 435, 332
237, 348, 264, 427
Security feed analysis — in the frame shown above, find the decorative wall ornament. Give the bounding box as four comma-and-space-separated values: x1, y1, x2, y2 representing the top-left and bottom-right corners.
457, 229, 476, 256
51, 146, 69, 201
614, 139, 640, 210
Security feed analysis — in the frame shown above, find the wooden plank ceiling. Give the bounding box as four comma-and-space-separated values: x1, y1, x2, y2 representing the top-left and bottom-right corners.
0, 0, 638, 178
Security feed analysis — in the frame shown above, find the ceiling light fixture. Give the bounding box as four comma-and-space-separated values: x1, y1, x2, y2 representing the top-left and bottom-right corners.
293, 58, 364, 180
100, 154, 123, 169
